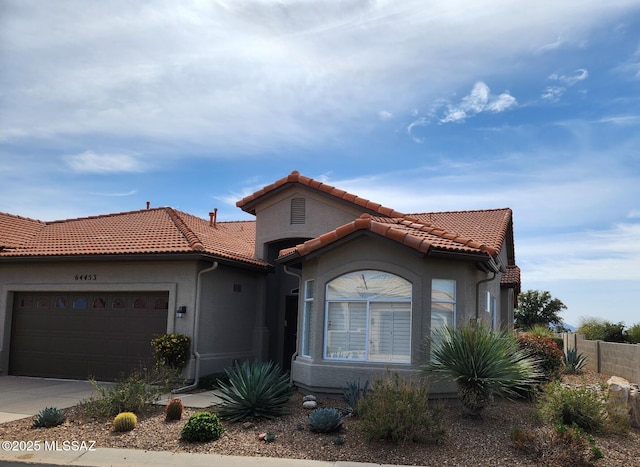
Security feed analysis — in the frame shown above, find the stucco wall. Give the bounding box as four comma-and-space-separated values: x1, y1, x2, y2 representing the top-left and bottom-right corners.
252, 187, 370, 259
196, 265, 264, 376
291, 234, 493, 395
0, 258, 265, 382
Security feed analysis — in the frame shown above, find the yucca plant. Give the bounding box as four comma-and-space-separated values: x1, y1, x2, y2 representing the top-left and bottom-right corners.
563, 348, 588, 374
423, 323, 542, 417
215, 360, 293, 422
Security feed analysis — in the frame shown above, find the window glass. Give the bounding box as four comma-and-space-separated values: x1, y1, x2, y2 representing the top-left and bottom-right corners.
301, 280, 314, 357
430, 279, 456, 360
54, 296, 68, 309
36, 296, 50, 309
112, 297, 127, 309
325, 271, 411, 363
133, 297, 147, 309
92, 297, 106, 309
73, 297, 87, 309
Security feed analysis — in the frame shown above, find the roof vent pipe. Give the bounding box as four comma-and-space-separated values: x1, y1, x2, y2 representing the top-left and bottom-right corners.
146, 201, 150, 209
209, 208, 218, 228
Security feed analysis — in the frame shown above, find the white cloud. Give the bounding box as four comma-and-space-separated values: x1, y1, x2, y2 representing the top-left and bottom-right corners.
378, 110, 393, 121
63, 151, 145, 173
0, 1, 632, 155
541, 69, 588, 101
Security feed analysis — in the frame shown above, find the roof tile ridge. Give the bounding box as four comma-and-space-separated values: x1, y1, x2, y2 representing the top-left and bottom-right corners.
166, 208, 205, 251
0, 212, 46, 224
46, 207, 169, 224
408, 207, 512, 216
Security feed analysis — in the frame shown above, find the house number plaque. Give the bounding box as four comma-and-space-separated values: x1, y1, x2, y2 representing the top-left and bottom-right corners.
74, 274, 97, 281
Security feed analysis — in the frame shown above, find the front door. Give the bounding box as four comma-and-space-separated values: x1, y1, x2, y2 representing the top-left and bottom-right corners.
283, 295, 298, 371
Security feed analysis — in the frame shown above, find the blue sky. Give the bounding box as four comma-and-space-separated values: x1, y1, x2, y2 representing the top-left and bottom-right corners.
1, 1, 639, 328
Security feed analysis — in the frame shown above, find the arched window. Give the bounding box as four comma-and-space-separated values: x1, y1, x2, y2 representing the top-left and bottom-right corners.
325, 270, 411, 363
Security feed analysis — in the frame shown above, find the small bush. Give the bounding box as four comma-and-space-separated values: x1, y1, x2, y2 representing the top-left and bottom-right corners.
537, 381, 606, 433
308, 407, 343, 433
113, 412, 137, 432
165, 397, 184, 422
357, 373, 445, 445
151, 333, 191, 370
33, 407, 66, 428
563, 348, 588, 374
511, 424, 603, 465
81, 365, 178, 417
342, 379, 369, 415
180, 412, 224, 442
216, 360, 293, 422
518, 334, 563, 383
625, 323, 640, 344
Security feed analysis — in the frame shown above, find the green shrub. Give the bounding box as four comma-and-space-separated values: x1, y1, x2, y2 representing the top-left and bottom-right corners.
424, 324, 542, 416
563, 348, 588, 374
537, 381, 606, 433
112, 412, 137, 432
308, 407, 343, 433
518, 333, 563, 383
165, 397, 184, 422
577, 318, 626, 342
342, 379, 369, 415
625, 323, 640, 344
216, 360, 293, 422
151, 333, 191, 370
357, 373, 445, 445
180, 412, 224, 442
81, 365, 178, 417
33, 407, 66, 428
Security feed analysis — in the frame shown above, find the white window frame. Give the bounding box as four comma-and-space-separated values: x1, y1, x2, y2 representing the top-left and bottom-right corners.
324, 270, 412, 364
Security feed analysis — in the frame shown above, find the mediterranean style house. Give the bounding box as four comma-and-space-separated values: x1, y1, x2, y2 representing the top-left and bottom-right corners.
0, 171, 520, 395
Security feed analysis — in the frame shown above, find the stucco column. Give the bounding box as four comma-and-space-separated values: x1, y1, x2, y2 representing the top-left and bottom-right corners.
252, 275, 269, 360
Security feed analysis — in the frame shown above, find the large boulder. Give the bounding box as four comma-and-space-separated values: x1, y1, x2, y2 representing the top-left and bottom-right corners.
607, 376, 640, 428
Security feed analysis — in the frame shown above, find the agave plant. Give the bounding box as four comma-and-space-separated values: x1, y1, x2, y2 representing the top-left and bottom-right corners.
563, 348, 588, 374
216, 360, 293, 422
423, 323, 542, 417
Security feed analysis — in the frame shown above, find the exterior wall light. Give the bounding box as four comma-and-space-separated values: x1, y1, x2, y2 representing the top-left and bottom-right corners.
176, 306, 187, 318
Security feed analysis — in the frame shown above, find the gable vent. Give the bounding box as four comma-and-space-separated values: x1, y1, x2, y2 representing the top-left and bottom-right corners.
290, 198, 306, 224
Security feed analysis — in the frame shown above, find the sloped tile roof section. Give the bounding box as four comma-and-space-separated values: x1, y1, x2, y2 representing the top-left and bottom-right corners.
236, 170, 405, 218
501, 264, 521, 288
278, 210, 511, 262
0, 208, 266, 267
0, 212, 46, 250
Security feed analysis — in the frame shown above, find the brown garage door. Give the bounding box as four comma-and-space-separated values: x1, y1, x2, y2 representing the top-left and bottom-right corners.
10, 291, 168, 381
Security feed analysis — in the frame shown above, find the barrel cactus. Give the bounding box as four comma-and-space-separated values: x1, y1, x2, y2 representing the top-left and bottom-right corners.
165, 397, 184, 422
113, 412, 138, 432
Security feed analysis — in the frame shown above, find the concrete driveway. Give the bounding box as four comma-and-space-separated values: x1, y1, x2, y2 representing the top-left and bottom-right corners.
0, 376, 101, 423
0, 376, 222, 424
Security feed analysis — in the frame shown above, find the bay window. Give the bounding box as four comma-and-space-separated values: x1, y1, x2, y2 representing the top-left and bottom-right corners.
324, 270, 411, 363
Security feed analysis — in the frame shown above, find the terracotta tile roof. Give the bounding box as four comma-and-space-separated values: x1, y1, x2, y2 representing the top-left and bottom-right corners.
409, 208, 513, 257
278, 211, 511, 262
0, 208, 266, 268
0, 212, 46, 250
501, 264, 521, 288
236, 170, 405, 218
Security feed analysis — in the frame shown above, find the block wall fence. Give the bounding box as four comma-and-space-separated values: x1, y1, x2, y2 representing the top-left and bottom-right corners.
563, 333, 640, 384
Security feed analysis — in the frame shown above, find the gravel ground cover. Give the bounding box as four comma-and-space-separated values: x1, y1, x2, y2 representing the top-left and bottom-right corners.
1, 370, 638, 466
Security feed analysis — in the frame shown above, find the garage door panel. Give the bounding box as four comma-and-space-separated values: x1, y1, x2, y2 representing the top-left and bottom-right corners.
10, 292, 169, 381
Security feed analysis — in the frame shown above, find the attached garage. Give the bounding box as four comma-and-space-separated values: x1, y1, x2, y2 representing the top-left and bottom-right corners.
9, 291, 168, 381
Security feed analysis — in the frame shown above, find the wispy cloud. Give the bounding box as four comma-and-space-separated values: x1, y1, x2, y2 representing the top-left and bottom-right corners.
63, 151, 145, 173
541, 68, 589, 102
406, 81, 517, 141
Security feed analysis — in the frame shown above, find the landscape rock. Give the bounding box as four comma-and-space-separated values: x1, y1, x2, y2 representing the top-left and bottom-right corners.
302, 400, 317, 410
607, 375, 640, 428
303, 395, 317, 402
